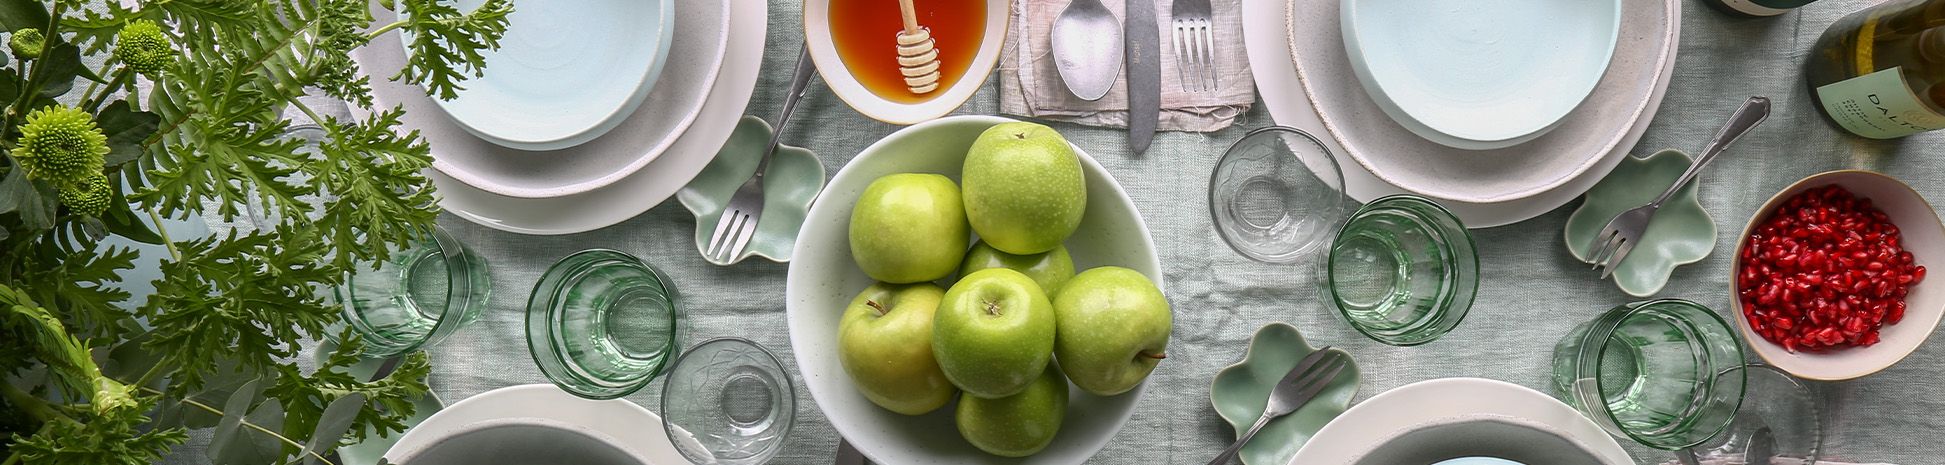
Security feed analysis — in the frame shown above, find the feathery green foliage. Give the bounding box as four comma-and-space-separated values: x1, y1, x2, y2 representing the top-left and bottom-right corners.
0, 0, 511, 463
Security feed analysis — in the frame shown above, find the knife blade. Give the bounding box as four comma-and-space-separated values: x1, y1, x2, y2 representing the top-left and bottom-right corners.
1125, 0, 1161, 153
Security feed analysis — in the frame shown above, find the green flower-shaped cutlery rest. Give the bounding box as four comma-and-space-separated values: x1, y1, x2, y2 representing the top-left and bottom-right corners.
1564, 149, 1717, 297
1211, 323, 1360, 465
679, 116, 827, 265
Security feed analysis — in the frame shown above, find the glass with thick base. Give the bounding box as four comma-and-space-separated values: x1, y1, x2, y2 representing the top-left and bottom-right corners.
1551, 299, 1747, 451
1326, 194, 1479, 346
334, 225, 492, 357
1208, 126, 1352, 264
661, 337, 796, 465
527, 249, 682, 400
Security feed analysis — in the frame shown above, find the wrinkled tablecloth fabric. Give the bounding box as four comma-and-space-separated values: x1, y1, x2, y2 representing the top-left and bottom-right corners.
999, 0, 1255, 131
157, 1, 1943, 463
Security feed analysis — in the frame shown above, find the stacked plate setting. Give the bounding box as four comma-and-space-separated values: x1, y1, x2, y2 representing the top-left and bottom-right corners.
352, 0, 770, 235
1243, 0, 1682, 227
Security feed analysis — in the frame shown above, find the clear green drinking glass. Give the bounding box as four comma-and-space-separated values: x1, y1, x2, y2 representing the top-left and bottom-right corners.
527, 249, 681, 400
335, 225, 491, 357
1326, 194, 1479, 346
1550, 299, 1748, 450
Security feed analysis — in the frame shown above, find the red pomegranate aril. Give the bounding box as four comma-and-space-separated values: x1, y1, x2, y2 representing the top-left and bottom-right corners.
1738, 185, 1922, 353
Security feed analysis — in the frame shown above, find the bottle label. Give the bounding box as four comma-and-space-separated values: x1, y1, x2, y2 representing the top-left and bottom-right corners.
1815, 67, 1945, 139
1716, 0, 1816, 16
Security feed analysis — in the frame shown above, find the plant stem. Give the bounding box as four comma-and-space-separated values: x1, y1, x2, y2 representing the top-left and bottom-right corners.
141, 387, 341, 465
82, 68, 132, 113
145, 208, 181, 261
0, 382, 62, 424
2, 451, 19, 465
364, 20, 407, 41
8, 2, 65, 120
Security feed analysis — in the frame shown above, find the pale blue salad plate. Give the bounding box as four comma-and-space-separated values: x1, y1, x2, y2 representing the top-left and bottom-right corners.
414, 0, 675, 151
1342, 0, 1620, 150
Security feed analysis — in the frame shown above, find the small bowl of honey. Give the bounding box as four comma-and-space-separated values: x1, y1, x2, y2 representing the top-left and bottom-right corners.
804, 0, 1009, 125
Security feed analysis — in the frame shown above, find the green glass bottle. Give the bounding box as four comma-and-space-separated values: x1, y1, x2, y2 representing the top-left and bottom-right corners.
1806, 0, 1945, 139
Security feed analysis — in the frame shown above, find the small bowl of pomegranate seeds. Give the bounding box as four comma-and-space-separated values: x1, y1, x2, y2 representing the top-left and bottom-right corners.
1733, 170, 1945, 380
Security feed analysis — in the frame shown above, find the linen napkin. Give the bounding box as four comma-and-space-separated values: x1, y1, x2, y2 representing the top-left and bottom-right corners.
998, 0, 1255, 132
1656, 458, 1895, 464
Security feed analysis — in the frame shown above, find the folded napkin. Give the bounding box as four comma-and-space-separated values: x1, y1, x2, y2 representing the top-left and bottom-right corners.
1656, 458, 1895, 465
999, 0, 1254, 132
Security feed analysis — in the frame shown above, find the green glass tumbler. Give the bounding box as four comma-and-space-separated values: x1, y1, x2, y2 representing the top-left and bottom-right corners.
527, 249, 681, 400
1551, 299, 1748, 450
335, 225, 491, 357
1326, 194, 1479, 346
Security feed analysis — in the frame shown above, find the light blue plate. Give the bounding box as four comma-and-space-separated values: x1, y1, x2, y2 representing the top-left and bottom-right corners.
1342, 0, 1620, 150
413, 0, 675, 151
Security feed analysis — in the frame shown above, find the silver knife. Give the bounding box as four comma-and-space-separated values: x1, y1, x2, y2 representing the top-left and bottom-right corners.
1125, 0, 1160, 153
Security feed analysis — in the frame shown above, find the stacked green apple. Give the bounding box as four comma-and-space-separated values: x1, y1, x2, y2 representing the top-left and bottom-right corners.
838, 122, 1173, 458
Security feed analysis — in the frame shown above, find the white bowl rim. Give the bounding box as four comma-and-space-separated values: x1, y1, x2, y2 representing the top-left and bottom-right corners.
1339, 0, 1621, 148
785, 114, 1162, 464
1729, 170, 1945, 381
1286, 377, 1631, 465
801, 0, 1010, 125
387, 417, 651, 465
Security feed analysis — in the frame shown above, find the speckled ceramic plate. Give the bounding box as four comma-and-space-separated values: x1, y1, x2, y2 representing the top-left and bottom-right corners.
1563, 149, 1716, 297
1210, 322, 1359, 465
679, 116, 825, 266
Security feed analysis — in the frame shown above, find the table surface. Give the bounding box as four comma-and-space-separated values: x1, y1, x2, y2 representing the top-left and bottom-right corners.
160, 0, 1945, 463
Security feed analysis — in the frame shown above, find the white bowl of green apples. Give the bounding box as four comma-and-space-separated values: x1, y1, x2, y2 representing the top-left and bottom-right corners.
787, 116, 1168, 463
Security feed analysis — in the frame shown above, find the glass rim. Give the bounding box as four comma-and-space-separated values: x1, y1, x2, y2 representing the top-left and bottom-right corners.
526, 248, 680, 400
1207, 125, 1349, 264
339, 224, 478, 356
659, 336, 797, 462
1326, 194, 1479, 346
1575, 299, 1748, 450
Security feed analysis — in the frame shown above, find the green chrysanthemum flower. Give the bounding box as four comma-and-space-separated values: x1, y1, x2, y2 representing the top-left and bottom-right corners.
13, 105, 109, 186
9, 28, 43, 60
58, 174, 112, 217
114, 20, 171, 75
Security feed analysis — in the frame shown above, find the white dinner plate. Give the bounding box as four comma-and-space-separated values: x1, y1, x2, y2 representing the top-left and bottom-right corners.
360, 0, 729, 199
383, 384, 687, 464
1342, 0, 1620, 150
417, 0, 674, 152
1242, 0, 1679, 227
1287, 378, 1633, 464
355, 0, 765, 235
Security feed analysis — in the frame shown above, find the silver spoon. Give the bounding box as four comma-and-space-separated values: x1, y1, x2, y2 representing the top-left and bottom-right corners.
1050, 0, 1123, 101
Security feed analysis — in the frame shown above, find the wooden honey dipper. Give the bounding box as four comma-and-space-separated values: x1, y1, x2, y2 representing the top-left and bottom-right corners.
896, 0, 941, 94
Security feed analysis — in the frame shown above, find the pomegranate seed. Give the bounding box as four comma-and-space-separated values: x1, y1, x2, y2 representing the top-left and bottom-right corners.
1738, 186, 1920, 353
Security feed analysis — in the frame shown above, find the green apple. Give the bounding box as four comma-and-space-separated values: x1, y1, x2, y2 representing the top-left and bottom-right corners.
961, 122, 1087, 255
1053, 266, 1171, 396
933, 268, 1055, 398
958, 241, 1075, 295
838, 282, 957, 415
849, 173, 970, 283
955, 364, 1069, 457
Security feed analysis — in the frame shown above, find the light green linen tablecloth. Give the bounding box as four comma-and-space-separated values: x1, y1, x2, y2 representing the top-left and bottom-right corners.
152, 0, 1945, 463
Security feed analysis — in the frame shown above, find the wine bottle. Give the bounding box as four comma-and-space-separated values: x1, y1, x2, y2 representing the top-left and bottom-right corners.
1702, 0, 1819, 18
1806, 0, 1945, 139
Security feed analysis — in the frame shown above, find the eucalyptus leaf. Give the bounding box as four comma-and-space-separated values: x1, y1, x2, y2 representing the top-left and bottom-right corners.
0, 0, 47, 33
212, 400, 287, 465
97, 101, 160, 167
0, 167, 57, 230
99, 184, 163, 244
208, 379, 264, 460
301, 393, 366, 465
162, 360, 259, 429
0, 67, 20, 104
34, 42, 91, 98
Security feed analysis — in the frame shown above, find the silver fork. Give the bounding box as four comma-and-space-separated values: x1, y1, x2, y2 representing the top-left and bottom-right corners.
1170, 0, 1216, 92
1207, 348, 1349, 465
1591, 96, 1770, 278
706, 46, 818, 263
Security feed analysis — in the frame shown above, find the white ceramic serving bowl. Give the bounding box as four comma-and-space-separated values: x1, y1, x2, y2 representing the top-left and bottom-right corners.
422, 0, 674, 151
802, 0, 1009, 125
384, 384, 689, 465
1731, 171, 1945, 381
787, 116, 1160, 464
1288, 378, 1631, 465
1340, 0, 1620, 150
